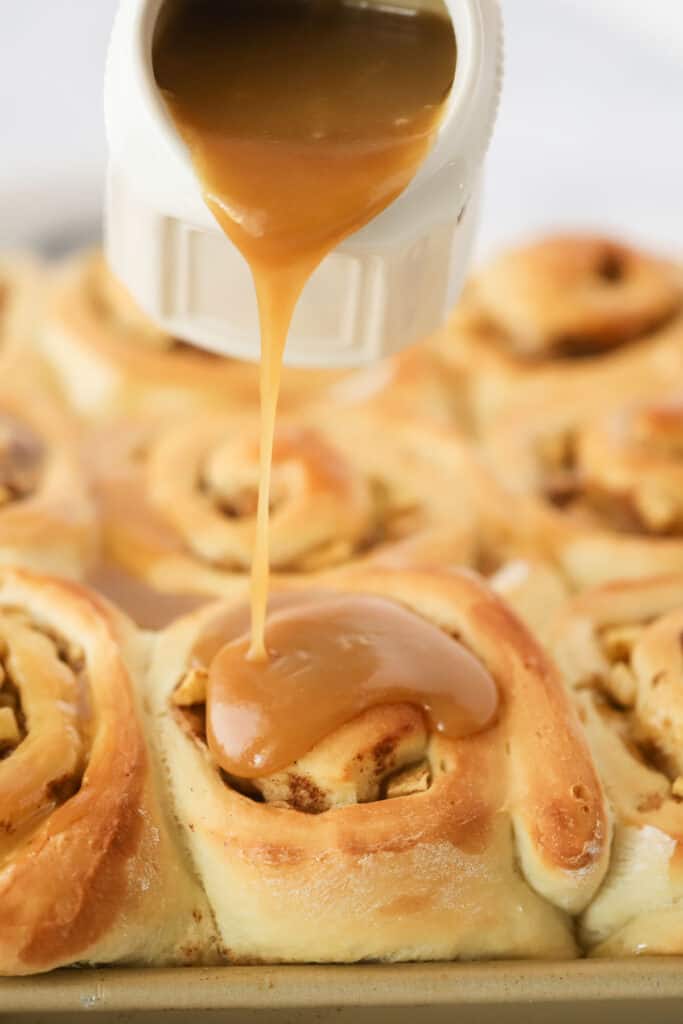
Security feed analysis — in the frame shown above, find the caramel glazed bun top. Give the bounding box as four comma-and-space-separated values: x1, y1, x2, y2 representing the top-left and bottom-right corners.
0, 569, 215, 975
40, 252, 342, 421
485, 394, 683, 588
552, 575, 683, 955
0, 364, 97, 579
395, 234, 683, 434
147, 568, 611, 963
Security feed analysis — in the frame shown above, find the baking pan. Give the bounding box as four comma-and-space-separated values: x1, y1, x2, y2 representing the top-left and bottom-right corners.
2, 960, 683, 1023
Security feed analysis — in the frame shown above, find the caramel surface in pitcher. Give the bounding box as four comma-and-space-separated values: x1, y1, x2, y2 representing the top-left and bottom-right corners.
154, 0, 456, 657
205, 593, 498, 778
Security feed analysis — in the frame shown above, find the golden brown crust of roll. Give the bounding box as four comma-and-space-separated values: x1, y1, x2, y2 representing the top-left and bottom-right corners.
41, 252, 342, 420
551, 575, 683, 955
471, 236, 682, 359
146, 568, 610, 962
485, 394, 683, 588
0, 365, 96, 578
0, 569, 215, 975
431, 235, 683, 432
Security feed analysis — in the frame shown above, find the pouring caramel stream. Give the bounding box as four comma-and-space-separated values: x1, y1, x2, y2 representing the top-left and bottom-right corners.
154, 0, 456, 658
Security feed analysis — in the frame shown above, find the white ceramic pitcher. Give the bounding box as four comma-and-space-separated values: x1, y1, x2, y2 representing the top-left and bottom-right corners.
104, 0, 502, 367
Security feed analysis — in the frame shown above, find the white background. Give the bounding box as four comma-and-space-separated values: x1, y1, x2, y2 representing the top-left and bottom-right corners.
1, 0, 682, 258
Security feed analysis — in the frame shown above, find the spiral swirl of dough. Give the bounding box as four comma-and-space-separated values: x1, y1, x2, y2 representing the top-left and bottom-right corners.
91, 404, 495, 616
553, 576, 683, 955
0, 368, 96, 579
0, 570, 213, 975
148, 421, 376, 573
486, 394, 683, 587
468, 235, 682, 360
427, 235, 683, 433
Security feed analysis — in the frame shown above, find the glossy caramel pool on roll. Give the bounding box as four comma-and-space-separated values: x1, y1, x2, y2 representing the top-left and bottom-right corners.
205, 593, 498, 777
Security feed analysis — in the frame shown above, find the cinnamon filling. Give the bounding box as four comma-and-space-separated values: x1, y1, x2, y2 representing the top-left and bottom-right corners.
154, 0, 456, 659
484, 320, 636, 364
581, 621, 683, 805
173, 592, 497, 809
0, 612, 91, 858
0, 415, 44, 508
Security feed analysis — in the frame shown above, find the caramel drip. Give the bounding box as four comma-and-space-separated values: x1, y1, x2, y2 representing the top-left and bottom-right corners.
189, 590, 328, 667
154, 0, 456, 658
204, 593, 498, 778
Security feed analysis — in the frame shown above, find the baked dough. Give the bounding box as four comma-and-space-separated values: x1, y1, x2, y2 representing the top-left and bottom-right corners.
0, 364, 96, 578
485, 395, 683, 587
434, 235, 683, 433
89, 398, 559, 622
552, 575, 683, 954
0, 569, 215, 974
146, 568, 610, 962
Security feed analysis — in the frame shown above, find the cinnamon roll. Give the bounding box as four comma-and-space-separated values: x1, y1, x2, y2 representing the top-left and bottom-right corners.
0, 569, 214, 975
146, 568, 610, 962
552, 575, 683, 955
42, 252, 341, 420
435, 235, 683, 433
89, 403, 539, 629
0, 367, 96, 578
486, 394, 683, 588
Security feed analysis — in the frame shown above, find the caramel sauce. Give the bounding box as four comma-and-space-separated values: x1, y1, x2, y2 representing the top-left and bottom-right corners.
204, 593, 498, 778
154, 0, 456, 658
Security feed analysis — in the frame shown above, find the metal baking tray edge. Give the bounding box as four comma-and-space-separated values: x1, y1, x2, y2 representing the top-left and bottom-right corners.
3, 960, 683, 1023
